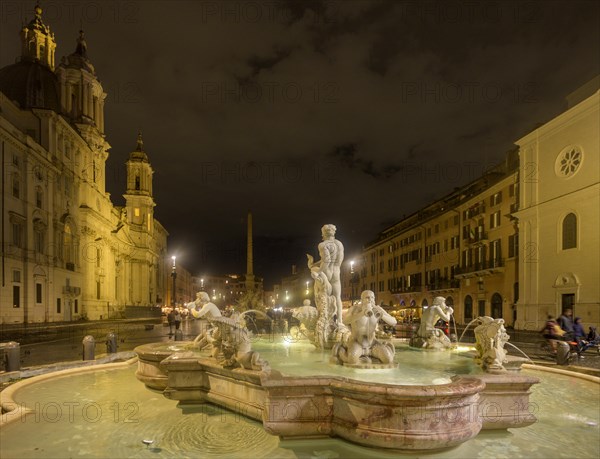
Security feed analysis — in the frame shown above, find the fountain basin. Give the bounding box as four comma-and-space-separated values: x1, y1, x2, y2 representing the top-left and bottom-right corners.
134, 341, 539, 451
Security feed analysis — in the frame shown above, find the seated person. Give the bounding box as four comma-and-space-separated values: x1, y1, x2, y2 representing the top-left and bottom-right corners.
587, 326, 600, 345
573, 317, 588, 351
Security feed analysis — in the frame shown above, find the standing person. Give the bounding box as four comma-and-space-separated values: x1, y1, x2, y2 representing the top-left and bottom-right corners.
167, 309, 175, 335
307, 224, 344, 326
558, 308, 575, 340
174, 310, 182, 330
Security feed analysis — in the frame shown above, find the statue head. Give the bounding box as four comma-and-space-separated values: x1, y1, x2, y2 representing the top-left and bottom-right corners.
197, 291, 210, 303
321, 224, 337, 239
303, 299, 311, 306
360, 290, 375, 305
433, 296, 446, 307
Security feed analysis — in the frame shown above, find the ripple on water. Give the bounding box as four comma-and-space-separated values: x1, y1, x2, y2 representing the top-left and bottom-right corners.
157, 410, 280, 457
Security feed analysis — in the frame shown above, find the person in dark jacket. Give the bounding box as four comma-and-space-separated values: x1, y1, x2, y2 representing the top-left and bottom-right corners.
573, 317, 589, 354
587, 326, 600, 344
558, 308, 575, 340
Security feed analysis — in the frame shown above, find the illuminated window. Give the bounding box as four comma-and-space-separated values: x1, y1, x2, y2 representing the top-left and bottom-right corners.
134, 208, 140, 217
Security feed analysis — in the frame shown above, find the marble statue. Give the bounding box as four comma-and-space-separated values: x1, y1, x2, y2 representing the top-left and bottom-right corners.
308, 224, 344, 325
209, 315, 270, 371
185, 292, 269, 370
291, 300, 318, 342
307, 224, 345, 348
186, 291, 222, 320
474, 316, 509, 372
410, 296, 454, 350
186, 291, 222, 349
332, 290, 397, 367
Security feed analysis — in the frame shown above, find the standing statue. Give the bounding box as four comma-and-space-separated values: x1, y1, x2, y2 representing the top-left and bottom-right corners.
332, 290, 397, 367
410, 296, 454, 350
474, 316, 509, 372
308, 224, 344, 325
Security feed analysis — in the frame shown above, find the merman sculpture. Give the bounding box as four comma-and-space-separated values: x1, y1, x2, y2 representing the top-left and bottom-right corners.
410, 296, 454, 350
332, 290, 397, 367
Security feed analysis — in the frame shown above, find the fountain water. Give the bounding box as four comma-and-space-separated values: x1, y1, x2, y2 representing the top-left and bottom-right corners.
459, 318, 480, 344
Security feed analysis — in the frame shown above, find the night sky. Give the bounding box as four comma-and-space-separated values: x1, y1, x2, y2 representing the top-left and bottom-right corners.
1, 1, 598, 287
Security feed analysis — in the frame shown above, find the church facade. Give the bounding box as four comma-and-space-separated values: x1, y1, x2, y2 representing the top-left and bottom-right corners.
0, 5, 169, 323
515, 78, 599, 330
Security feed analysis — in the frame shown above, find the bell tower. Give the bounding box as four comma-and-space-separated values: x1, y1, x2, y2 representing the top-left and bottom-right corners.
56, 29, 107, 134
124, 132, 155, 233
20, 4, 56, 69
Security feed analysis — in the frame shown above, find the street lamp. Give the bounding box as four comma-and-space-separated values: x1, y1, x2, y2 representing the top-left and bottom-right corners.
171, 256, 177, 309
305, 280, 309, 296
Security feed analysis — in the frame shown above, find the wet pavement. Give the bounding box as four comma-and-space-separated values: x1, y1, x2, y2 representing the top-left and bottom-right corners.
0, 318, 206, 369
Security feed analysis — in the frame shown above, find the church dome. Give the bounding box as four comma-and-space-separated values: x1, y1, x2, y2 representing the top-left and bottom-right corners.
0, 60, 60, 111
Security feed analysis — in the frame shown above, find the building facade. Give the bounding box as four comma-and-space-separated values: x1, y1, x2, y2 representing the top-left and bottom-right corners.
0, 6, 168, 323
515, 80, 599, 331
351, 79, 599, 331
355, 152, 519, 326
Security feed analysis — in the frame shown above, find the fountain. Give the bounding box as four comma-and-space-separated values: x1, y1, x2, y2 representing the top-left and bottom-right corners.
132, 226, 546, 451
5, 225, 587, 456
1, 360, 598, 458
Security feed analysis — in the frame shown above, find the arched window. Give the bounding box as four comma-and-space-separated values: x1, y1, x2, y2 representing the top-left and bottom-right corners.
464, 295, 473, 321
562, 213, 577, 249
421, 298, 428, 307
446, 296, 454, 306
135, 175, 140, 190
491, 293, 503, 318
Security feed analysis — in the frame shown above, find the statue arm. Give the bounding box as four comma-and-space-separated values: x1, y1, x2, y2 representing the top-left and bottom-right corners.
374, 305, 397, 325
432, 305, 453, 322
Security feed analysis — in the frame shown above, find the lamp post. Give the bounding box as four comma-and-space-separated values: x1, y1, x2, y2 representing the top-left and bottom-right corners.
171, 256, 177, 309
